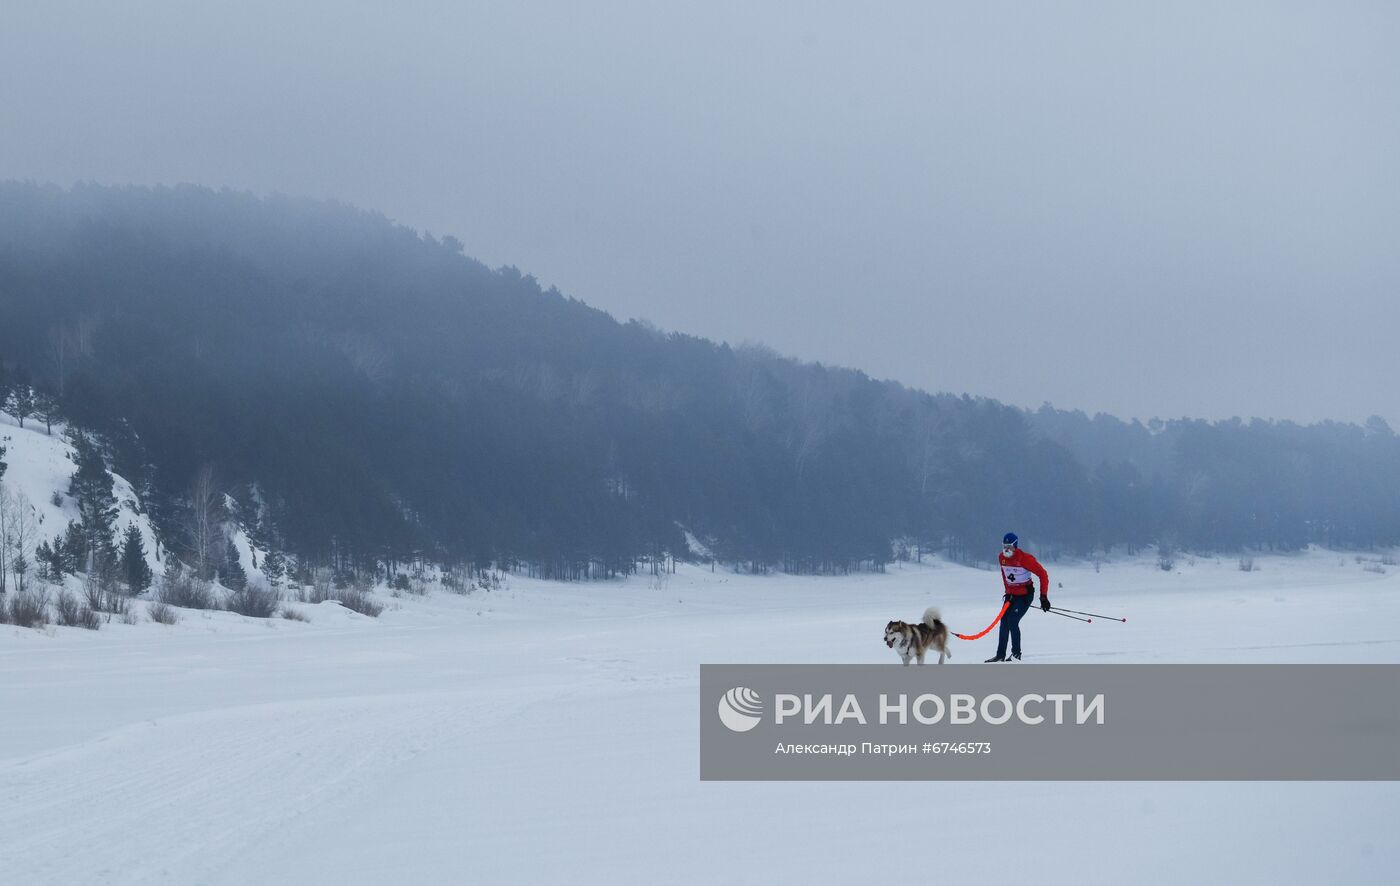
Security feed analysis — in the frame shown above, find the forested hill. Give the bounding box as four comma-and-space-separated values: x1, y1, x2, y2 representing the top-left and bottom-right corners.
1, 183, 1396, 577
1026, 406, 1400, 553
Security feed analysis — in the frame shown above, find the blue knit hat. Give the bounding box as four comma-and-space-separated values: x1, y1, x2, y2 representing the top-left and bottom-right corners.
1002, 532, 1019, 547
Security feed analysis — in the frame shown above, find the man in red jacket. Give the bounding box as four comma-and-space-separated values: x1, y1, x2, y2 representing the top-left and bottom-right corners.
986, 532, 1051, 662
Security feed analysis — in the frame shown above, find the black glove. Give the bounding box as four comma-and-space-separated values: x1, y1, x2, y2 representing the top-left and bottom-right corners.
1040, 597, 1051, 612
1003, 593, 1011, 603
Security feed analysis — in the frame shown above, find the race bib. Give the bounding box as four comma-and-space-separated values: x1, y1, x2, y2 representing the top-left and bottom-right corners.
1002, 565, 1033, 585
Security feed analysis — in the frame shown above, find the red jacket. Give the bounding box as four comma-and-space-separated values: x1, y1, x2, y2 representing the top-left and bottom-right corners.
999, 548, 1049, 598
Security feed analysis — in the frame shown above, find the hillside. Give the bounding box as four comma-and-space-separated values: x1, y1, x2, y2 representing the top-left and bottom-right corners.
0, 406, 273, 598
0, 408, 161, 588
3, 182, 1399, 578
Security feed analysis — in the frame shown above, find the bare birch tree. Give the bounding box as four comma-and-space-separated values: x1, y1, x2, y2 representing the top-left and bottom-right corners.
187, 466, 224, 580
49, 315, 99, 398
0, 483, 11, 594
6, 487, 37, 594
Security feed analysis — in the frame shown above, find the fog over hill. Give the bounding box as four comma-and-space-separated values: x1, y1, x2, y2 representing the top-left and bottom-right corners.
2, 182, 1398, 577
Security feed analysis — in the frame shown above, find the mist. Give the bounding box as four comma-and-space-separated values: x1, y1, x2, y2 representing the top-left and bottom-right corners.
3, 0, 1395, 423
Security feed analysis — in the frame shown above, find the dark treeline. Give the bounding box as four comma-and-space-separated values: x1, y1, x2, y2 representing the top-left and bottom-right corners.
1028, 407, 1400, 554
1, 182, 1396, 577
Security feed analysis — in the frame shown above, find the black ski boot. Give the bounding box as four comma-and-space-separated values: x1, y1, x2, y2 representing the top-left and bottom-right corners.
1008, 652, 1022, 662
984, 654, 1006, 663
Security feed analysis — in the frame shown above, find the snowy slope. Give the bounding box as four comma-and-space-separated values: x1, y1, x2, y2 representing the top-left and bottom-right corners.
1, 550, 1398, 884
0, 409, 160, 581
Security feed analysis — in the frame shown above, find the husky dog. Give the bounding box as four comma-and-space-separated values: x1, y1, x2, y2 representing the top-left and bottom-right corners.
884, 607, 951, 665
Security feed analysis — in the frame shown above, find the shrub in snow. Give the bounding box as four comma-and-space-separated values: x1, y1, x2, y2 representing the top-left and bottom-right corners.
5, 588, 50, 628
299, 568, 337, 604
338, 586, 384, 617
158, 564, 215, 610
54, 591, 102, 630
1239, 557, 1255, 572
303, 572, 382, 617
339, 580, 384, 617
147, 601, 179, 625
84, 581, 130, 618
280, 608, 309, 622
222, 581, 279, 618
53, 591, 80, 623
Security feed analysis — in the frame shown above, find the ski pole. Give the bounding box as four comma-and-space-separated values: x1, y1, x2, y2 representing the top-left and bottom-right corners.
1049, 606, 1125, 623
1045, 609, 1091, 623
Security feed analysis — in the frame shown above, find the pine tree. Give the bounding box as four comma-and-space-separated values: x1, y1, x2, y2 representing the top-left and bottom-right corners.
121, 524, 153, 595
32, 392, 61, 435
262, 548, 286, 589
222, 538, 247, 590
34, 539, 58, 581
7, 383, 35, 429
59, 520, 86, 575
69, 435, 118, 571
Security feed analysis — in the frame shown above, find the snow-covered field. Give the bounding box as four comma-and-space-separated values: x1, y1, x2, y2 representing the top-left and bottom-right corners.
2, 550, 1398, 885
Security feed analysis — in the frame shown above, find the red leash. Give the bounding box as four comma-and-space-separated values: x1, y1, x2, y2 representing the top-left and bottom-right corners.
953, 600, 1010, 641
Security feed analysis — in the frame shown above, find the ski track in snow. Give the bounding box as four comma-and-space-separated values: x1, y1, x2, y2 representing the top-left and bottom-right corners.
2, 550, 1399, 884
2, 696, 445, 884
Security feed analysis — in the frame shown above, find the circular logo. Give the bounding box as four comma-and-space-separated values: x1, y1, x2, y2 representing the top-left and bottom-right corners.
718, 686, 763, 732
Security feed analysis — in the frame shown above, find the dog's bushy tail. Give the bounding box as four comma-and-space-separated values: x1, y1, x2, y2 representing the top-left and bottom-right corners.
923, 607, 951, 658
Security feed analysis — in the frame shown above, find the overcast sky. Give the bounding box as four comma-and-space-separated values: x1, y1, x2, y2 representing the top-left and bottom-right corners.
3, 1, 1396, 424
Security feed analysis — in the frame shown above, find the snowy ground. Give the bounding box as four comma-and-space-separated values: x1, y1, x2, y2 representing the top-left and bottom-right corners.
2, 550, 1398, 884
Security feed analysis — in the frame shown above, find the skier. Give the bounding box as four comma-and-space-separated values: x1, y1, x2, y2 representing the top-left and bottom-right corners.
985, 532, 1050, 662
